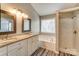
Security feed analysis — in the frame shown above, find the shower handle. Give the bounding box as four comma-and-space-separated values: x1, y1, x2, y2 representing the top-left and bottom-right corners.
73, 30, 77, 34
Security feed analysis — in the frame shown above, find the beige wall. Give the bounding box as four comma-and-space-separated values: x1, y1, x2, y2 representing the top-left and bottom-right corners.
1, 3, 40, 35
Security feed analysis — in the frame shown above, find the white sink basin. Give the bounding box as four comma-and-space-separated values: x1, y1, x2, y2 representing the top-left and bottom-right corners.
0, 40, 7, 44
0, 38, 17, 44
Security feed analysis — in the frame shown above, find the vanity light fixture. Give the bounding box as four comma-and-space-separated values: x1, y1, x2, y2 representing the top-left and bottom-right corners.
16, 10, 21, 15
9, 8, 21, 15
22, 13, 28, 18
9, 9, 17, 15
9, 8, 29, 18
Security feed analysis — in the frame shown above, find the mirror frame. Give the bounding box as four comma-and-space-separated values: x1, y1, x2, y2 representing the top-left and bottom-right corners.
22, 17, 31, 32
0, 9, 16, 35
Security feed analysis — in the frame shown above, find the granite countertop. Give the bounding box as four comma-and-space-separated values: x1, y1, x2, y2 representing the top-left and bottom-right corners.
0, 33, 39, 48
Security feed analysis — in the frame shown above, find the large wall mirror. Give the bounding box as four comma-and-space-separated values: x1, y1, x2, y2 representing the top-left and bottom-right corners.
22, 17, 31, 32
0, 9, 16, 35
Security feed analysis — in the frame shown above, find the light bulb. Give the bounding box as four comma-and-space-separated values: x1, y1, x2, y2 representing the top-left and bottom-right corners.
16, 11, 21, 15
22, 13, 28, 18
9, 9, 17, 15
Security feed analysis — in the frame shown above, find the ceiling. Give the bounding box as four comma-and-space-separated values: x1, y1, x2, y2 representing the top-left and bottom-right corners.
31, 3, 79, 16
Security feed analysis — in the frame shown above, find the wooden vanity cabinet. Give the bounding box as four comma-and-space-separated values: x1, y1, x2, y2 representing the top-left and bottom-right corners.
8, 39, 28, 56
0, 35, 39, 56
27, 35, 39, 56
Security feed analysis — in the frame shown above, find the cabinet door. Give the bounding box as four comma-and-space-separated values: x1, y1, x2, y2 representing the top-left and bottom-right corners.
32, 36, 39, 53
28, 38, 32, 56
20, 40, 28, 56
8, 48, 19, 56
8, 40, 28, 56
0, 46, 7, 56
35, 36, 39, 49
16, 47, 25, 56
8, 47, 24, 56
24, 39, 28, 56
60, 17, 74, 49
8, 42, 21, 56
31, 37, 35, 54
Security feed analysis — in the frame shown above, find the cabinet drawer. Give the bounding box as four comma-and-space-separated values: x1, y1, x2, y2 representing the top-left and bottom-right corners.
8, 49, 18, 56
8, 42, 21, 52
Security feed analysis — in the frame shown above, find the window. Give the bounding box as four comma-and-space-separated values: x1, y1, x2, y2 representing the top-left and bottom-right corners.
22, 18, 31, 32
41, 18, 55, 33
